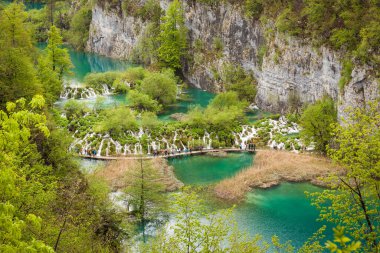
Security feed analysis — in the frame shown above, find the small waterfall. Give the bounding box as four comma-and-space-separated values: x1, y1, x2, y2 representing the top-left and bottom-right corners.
61, 86, 98, 99
123, 145, 132, 155
97, 139, 105, 157
237, 126, 257, 149
102, 84, 111, 95
138, 128, 144, 138
134, 143, 142, 155
203, 132, 212, 149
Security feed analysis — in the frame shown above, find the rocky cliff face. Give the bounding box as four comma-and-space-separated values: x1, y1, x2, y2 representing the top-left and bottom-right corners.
86, 1, 379, 116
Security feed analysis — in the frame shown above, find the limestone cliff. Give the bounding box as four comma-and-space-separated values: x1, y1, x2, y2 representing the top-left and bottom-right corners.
86, 1, 379, 116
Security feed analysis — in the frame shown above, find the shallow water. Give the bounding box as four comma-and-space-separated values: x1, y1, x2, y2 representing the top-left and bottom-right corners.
168, 152, 253, 185
78, 158, 107, 174
1, 0, 43, 10
234, 183, 327, 248
169, 154, 329, 248
158, 87, 215, 121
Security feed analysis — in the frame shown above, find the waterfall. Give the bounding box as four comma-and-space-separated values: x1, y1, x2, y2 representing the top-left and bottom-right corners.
203, 132, 212, 149
97, 139, 105, 157
102, 84, 111, 95
237, 126, 257, 149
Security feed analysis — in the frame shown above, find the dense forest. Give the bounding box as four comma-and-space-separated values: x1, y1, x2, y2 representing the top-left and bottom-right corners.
0, 0, 379, 252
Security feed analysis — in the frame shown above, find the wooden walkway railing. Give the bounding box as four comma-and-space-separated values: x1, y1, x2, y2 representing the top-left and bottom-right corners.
79, 148, 258, 160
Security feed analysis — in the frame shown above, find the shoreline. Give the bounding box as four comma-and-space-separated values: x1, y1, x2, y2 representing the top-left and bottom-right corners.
213, 150, 342, 202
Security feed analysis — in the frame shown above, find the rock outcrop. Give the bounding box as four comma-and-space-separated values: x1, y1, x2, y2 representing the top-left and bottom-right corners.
86, 1, 379, 116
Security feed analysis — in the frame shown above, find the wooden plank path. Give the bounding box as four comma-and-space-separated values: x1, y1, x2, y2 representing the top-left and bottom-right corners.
80, 148, 259, 160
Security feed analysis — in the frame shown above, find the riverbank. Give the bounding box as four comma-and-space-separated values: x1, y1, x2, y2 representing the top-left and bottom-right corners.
94, 158, 183, 191
214, 150, 342, 202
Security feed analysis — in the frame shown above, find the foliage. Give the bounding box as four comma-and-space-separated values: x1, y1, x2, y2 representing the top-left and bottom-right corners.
124, 158, 167, 242
338, 59, 353, 92
132, 21, 161, 65
95, 107, 138, 135
46, 25, 73, 80
127, 90, 162, 113
139, 71, 178, 106
158, 0, 188, 69
242, 0, 380, 70
141, 187, 268, 253
66, 5, 92, 50
116, 67, 147, 87
85, 71, 121, 91
0, 3, 41, 106
0, 96, 125, 251
325, 226, 361, 253
63, 99, 89, 120
300, 96, 337, 154
308, 102, 380, 252
220, 63, 257, 103
0, 202, 54, 252
185, 92, 247, 144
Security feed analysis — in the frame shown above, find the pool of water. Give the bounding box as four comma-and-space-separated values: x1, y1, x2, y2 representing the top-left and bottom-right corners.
67, 47, 136, 82
168, 152, 253, 185
234, 183, 327, 248
168, 154, 328, 248
79, 158, 107, 174
38, 43, 135, 82
1, 0, 44, 10
158, 87, 215, 121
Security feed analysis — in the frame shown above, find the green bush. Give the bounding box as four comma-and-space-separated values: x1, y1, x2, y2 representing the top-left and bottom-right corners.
139, 71, 177, 106
84, 72, 121, 91
127, 90, 162, 113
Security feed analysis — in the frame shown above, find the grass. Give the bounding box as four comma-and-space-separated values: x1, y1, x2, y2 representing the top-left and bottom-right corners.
94, 158, 183, 191
214, 150, 342, 202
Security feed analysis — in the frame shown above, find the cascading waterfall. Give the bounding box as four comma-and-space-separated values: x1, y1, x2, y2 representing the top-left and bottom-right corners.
202, 132, 212, 149
237, 126, 257, 149
102, 84, 111, 95
70, 117, 306, 156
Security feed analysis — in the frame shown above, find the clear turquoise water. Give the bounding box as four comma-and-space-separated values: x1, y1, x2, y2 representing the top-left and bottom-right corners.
168, 154, 328, 248
158, 87, 215, 121
67, 47, 136, 82
234, 183, 327, 248
168, 153, 253, 185
2, 0, 43, 10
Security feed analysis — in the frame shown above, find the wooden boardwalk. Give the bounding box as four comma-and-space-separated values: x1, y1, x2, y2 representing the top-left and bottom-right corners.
80, 148, 258, 160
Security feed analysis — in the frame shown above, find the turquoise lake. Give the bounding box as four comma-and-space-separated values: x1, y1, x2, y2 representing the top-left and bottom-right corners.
168, 152, 253, 185
168, 153, 328, 248
50, 44, 215, 114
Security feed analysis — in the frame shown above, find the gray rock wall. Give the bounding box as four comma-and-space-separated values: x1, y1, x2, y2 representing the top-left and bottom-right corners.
86, 1, 379, 116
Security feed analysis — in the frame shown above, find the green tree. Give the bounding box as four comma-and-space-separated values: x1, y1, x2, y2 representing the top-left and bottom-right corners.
127, 90, 162, 113
124, 158, 167, 243
141, 188, 268, 253
140, 71, 177, 106
95, 107, 138, 135
300, 96, 337, 154
0, 3, 40, 106
325, 227, 361, 253
46, 25, 72, 80
66, 5, 92, 50
0, 203, 54, 252
308, 102, 379, 251
158, 0, 187, 69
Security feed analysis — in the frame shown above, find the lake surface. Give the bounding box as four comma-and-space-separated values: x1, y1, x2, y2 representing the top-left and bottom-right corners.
168, 152, 253, 185
234, 183, 326, 248
1, 0, 44, 10
169, 154, 327, 248
47, 44, 215, 114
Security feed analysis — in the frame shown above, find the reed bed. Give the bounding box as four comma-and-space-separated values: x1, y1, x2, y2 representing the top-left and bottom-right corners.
214, 150, 341, 202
